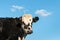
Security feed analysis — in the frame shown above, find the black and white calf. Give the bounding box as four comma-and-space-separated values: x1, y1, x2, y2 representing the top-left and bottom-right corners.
18, 14, 39, 40
0, 14, 39, 40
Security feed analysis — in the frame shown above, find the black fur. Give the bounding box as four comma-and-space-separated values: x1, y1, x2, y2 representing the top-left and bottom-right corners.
0, 16, 39, 40
0, 17, 25, 40
33, 17, 39, 22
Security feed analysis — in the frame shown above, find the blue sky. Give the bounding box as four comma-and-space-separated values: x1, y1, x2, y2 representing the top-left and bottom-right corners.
0, 0, 60, 40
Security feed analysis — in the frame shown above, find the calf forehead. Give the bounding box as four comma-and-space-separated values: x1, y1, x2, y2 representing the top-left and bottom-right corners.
22, 14, 33, 25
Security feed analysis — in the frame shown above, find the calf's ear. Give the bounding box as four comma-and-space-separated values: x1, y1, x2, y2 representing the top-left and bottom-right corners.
33, 17, 39, 22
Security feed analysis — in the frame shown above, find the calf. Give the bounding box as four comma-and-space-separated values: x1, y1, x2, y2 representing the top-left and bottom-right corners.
17, 14, 39, 40
0, 14, 39, 40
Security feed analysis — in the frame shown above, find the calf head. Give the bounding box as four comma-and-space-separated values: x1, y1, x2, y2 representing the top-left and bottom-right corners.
20, 14, 39, 34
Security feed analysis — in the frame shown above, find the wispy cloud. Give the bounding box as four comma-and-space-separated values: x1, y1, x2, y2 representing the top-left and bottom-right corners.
12, 5, 24, 9
10, 5, 30, 13
35, 9, 51, 16
11, 5, 24, 12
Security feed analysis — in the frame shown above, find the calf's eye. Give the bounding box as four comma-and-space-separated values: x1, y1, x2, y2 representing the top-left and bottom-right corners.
29, 19, 31, 21
24, 26, 27, 29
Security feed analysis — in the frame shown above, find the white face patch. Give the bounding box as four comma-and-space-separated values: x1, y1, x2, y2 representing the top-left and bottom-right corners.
21, 14, 33, 34
22, 14, 32, 25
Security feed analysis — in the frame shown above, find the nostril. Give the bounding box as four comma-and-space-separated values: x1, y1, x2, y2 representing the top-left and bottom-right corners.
27, 31, 29, 33
28, 28, 30, 30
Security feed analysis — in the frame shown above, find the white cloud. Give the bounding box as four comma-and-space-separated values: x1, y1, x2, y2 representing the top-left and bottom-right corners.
11, 5, 24, 12
35, 9, 51, 16
10, 5, 30, 13
12, 5, 24, 9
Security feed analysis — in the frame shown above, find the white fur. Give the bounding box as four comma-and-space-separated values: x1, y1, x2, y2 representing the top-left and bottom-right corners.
21, 14, 33, 34
18, 14, 33, 40
18, 37, 21, 40
22, 14, 32, 25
